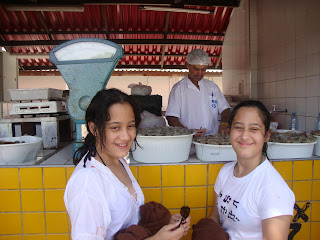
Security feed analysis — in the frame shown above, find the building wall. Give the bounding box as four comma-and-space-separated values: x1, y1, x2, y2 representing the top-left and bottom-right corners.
222, 0, 320, 131
256, 0, 320, 131
222, 0, 251, 98
0, 160, 319, 240
18, 74, 223, 111
1, 52, 18, 102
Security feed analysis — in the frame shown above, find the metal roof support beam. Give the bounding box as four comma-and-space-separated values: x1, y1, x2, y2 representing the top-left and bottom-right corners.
161, 12, 170, 69
0, 39, 223, 47
20, 64, 218, 71
0, 30, 224, 37
4, 4, 85, 12
37, 11, 53, 40
102, 5, 110, 39
215, 51, 222, 68
11, 53, 219, 58
4, 1, 240, 8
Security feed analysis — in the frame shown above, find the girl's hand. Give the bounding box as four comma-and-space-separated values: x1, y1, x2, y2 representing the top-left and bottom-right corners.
150, 221, 186, 240
170, 213, 191, 235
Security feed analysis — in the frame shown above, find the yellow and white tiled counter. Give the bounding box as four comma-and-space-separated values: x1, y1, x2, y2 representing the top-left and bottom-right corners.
0, 158, 320, 240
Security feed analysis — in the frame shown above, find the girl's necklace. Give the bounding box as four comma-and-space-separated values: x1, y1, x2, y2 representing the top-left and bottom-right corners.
96, 151, 107, 167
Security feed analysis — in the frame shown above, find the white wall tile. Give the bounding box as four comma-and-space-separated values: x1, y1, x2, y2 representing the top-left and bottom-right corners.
297, 116, 306, 132
263, 82, 270, 99
295, 97, 307, 116
294, 77, 306, 97
285, 41, 296, 61
275, 114, 286, 129
295, 56, 307, 78
285, 115, 291, 129
306, 75, 320, 97
306, 53, 320, 76
295, 36, 307, 58
257, 83, 264, 98
270, 82, 277, 99
306, 117, 317, 132
285, 79, 295, 97
276, 63, 286, 81
295, 13, 307, 39
285, 60, 296, 79
306, 31, 320, 55
263, 67, 270, 83
306, 97, 319, 117
284, 21, 295, 43
285, 97, 295, 114
269, 65, 277, 82
276, 80, 286, 98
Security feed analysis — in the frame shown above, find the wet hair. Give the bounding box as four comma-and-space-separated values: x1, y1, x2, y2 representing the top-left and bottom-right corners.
229, 100, 271, 153
73, 88, 141, 166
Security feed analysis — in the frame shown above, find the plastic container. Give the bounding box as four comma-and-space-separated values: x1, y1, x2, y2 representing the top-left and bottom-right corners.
9, 88, 63, 101
316, 112, 320, 130
267, 141, 316, 159
193, 142, 237, 162
290, 111, 298, 130
132, 134, 194, 163
314, 135, 320, 156
0, 136, 43, 165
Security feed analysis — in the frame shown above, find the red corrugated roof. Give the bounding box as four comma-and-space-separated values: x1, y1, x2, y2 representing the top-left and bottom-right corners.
0, 2, 237, 70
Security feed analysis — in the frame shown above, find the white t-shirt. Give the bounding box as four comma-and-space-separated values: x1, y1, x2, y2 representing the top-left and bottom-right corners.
165, 76, 230, 135
214, 159, 295, 240
64, 157, 144, 240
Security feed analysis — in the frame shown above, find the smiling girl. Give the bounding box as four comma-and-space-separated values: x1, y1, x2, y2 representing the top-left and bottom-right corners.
64, 89, 189, 240
210, 100, 295, 240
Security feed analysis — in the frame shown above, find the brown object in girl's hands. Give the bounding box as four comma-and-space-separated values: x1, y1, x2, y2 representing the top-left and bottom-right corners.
179, 205, 190, 227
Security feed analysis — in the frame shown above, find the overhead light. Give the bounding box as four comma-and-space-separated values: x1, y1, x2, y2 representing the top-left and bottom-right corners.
4, 4, 84, 12
139, 5, 214, 15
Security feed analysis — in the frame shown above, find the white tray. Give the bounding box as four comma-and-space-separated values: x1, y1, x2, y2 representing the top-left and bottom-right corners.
9, 88, 63, 101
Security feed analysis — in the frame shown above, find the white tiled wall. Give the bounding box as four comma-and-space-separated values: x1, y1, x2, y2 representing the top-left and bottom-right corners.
223, 0, 320, 132
256, 0, 320, 131
222, 0, 252, 98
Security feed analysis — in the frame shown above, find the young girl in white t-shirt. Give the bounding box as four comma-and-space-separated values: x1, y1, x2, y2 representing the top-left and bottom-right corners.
210, 100, 295, 240
64, 89, 190, 240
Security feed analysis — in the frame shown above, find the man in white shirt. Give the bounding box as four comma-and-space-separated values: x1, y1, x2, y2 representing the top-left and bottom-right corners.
165, 49, 231, 136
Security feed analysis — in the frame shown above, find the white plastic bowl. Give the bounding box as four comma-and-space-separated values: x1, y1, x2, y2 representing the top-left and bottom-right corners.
0, 136, 43, 165
313, 135, 320, 156
267, 141, 316, 159
193, 142, 237, 162
132, 134, 194, 163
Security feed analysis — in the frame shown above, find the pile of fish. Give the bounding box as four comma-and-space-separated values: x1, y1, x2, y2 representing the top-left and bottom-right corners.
311, 130, 320, 136
269, 131, 316, 143
137, 126, 195, 136
194, 134, 231, 145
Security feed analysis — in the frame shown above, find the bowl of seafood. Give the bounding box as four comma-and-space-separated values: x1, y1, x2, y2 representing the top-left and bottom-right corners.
267, 131, 316, 159
0, 135, 43, 165
193, 134, 236, 162
311, 130, 320, 156
132, 126, 195, 163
